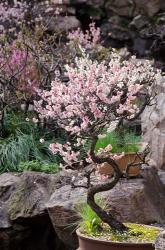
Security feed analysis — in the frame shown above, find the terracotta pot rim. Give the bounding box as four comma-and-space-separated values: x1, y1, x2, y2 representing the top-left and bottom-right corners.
76, 224, 159, 247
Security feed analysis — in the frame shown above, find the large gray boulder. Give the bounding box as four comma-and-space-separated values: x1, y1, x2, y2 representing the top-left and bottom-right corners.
47, 184, 86, 249
0, 171, 70, 250
106, 167, 165, 224
106, 0, 161, 17
0, 173, 20, 229
142, 78, 165, 170
7, 171, 61, 221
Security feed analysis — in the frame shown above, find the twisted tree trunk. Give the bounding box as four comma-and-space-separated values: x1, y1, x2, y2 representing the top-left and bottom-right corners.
87, 136, 128, 232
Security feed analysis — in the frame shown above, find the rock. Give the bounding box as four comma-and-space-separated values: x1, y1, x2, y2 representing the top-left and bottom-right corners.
47, 185, 86, 249
133, 37, 152, 56
159, 170, 165, 185
52, 0, 71, 4
0, 204, 11, 228
105, 0, 135, 17
160, 0, 165, 10
129, 15, 149, 30
0, 173, 20, 229
107, 167, 165, 225
0, 173, 20, 202
0, 171, 70, 250
43, 16, 80, 32
31, 2, 80, 32
106, 0, 160, 17
43, 0, 103, 4
135, 0, 161, 17
100, 17, 131, 47
7, 171, 61, 221
142, 78, 165, 170
52, 0, 87, 4
88, 0, 104, 6
155, 230, 165, 250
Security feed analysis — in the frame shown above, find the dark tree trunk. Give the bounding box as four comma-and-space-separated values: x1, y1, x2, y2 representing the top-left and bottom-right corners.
0, 100, 7, 138
87, 136, 128, 232
0, 109, 5, 137
87, 181, 128, 232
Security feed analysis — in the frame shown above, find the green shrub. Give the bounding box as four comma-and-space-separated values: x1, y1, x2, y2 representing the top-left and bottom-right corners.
18, 160, 59, 173
0, 132, 60, 173
0, 110, 62, 173
0, 133, 32, 172
3, 111, 37, 136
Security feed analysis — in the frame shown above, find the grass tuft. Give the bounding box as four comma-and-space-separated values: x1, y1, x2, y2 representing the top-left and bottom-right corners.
95, 130, 141, 153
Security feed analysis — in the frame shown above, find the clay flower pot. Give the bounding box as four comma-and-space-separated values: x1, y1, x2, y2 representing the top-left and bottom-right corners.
76, 227, 156, 250
97, 142, 148, 177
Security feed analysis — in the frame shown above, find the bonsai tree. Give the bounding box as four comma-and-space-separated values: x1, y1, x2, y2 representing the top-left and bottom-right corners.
35, 50, 161, 232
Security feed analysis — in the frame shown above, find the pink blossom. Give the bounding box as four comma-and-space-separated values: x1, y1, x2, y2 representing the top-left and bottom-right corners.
35, 52, 159, 165
68, 22, 100, 49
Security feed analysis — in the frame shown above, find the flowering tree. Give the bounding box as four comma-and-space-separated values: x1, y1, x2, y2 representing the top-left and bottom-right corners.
35, 51, 161, 231
36, 50, 161, 231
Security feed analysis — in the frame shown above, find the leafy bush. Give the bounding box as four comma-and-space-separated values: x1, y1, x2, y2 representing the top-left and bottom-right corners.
0, 131, 61, 173
18, 160, 59, 173
0, 133, 32, 172
3, 111, 37, 136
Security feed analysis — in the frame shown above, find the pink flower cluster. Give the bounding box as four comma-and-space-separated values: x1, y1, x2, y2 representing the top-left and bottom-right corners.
35, 52, 160, 165
68, 22, 101, 49
49, 142, 80, 164
1, 44, 39, 96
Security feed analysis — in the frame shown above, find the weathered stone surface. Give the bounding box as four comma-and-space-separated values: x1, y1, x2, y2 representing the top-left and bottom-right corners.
159, 170, 165, 185
43, 16, 80, 32
52, 0, 87, 4
142, 78, 165, 170
0, 204, 11, 228
106, 0, 160, 17
107, 167, 165, 224
100, 16, 131, 48
7, 171, 61, 221
106, 0, 135, 17
160, 0, 165, 10
47, 184, 86, 249
52, 0, 104, 4
135, 0, 160, 17
155, 230, 165, 250
31, 1, 80, 32
129, 15, 149, 30
0, 173, 20, 229
0, 173, 20, 202
0, 171, 70, 250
